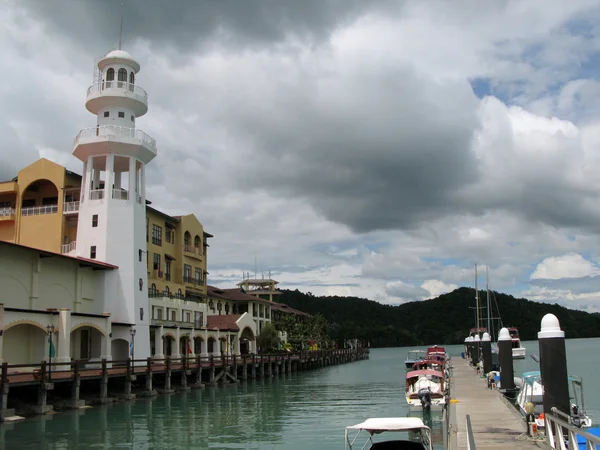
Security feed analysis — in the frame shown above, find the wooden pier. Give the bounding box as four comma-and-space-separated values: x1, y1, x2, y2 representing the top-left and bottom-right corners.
0, 348, 369, 421
448, 357, 547, 450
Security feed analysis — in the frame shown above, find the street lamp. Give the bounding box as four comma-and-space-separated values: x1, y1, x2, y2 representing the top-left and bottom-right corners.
129, 328, 136, 365
46, 324, 56, 381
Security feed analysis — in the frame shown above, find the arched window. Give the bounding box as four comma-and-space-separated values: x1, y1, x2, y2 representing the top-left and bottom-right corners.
194, 235, 200, 251
217, 302, 222, 315
129, 72, 135, 91
164, 286, 170, 297
117, 68, 127, 87
106, 68, 115, 82
225, 303, 230, 314
184, 232, 191, 252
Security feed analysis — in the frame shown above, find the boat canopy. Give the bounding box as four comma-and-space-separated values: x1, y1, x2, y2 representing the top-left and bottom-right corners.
346, 418, 430, 435
521, 370, 583, 385
406, 369, 444, 379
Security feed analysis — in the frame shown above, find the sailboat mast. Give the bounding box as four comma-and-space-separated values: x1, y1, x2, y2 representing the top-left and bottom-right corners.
486, 266, 491, 336
475, 263, 480, 332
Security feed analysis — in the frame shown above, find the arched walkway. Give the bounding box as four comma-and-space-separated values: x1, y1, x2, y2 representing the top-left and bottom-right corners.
70, 326, 103, 361
239, 327, 255, 355
2, 323, 47, 365
193, 336, 204, 355
207, 337, 216, 354
111, 339, 129, 363
163, 335, 175, 357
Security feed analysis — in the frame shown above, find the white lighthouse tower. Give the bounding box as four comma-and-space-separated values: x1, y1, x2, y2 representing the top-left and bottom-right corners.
73, 47, 155, 360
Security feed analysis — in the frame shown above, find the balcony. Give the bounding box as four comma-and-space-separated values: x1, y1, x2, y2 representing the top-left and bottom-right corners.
183, 276, 204, 287
112, 189, 128, 200
21, 204, 58, 216
63, 201, 80, 214
0, 207, 15, 221
61, 241, 77, 255
90, 190, 104, 200
72, 125, 157, 164
85, 81, 148, 117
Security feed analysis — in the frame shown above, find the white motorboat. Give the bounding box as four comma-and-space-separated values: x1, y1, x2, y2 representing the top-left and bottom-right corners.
404, 350, 426, 369
507, 327, 526, 359
405, 369, 446, 411
516, 371, 592, 429
345, 417, 433, 450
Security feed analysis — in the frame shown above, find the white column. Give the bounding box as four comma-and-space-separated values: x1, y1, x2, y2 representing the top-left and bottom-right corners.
100, 313, 112, 361
214, 330, 221, 357
105, 154, 114, 199
188, 330, 195, 357
128, 156, 136, 200
201, 329, 209, 357
56, 308, 71, 363
154, 325, 165, 359
172, 327, 181, 358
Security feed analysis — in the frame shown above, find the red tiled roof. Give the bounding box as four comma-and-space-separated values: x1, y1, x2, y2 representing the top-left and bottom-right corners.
270, 302, 309, 316
206, 314, 242, 331
0, 241, 118, 270
207, 286, 270, 304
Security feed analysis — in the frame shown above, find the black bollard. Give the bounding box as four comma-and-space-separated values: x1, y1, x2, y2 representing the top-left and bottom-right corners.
538, 313, 570, 420
498, 327, 516, 393
471, 335, 480, 368
481, 332, 492, 375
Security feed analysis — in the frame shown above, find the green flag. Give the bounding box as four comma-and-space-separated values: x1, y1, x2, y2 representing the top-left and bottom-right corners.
48, 333, 56, 358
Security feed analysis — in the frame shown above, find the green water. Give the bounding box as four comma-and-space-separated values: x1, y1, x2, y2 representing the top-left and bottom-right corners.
2, 339, 598, 449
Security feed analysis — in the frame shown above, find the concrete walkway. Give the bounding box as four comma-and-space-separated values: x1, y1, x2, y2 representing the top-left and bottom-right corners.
448, 357, 547, 450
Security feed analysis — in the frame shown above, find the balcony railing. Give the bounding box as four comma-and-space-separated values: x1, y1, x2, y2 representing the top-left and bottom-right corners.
21, 204, 58, 216
112, 189, 128, 200
184, 244, 194, 253
61, 241, 77, 254
148, 290, 186, 300
74, 125, 156, 150
90, 189, 104, 200
183, 276, 204, 287
87, 81, 148, 101
63, 201, 80, 213
0, 207, 15, 219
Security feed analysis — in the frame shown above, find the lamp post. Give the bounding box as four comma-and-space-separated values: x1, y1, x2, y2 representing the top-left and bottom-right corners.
130, 328, 136, 366
46, 324, 56, 381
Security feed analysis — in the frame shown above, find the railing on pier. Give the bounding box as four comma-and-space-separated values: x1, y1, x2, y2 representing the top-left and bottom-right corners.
466, 415, 477, 450
545, 407, 600, 450
0, 348, 370, 387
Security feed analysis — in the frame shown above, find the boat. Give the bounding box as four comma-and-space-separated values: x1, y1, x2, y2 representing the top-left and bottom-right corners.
404, 350, 426, 369
507, 327, 526, 359
345, 417, 433, 450
410, 356, 445, 373
425, 345, 447, 360
516, 371, 593, 429
405, 369, 446, 411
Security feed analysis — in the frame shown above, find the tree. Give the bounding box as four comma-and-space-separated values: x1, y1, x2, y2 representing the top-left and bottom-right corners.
257, 322, 280, 353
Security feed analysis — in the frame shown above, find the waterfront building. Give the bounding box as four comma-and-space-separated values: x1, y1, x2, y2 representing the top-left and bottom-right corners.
237, 276, 282, 302
0, 45, 257, 365
0, 44, 310, 366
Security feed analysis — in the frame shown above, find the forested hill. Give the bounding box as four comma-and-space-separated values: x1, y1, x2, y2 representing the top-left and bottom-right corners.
279, 287, 600, 347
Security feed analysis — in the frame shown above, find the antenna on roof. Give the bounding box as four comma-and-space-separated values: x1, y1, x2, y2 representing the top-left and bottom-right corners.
118, 2, 124, 50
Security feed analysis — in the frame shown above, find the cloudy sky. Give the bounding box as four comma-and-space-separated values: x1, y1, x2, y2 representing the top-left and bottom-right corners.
3, 0, 600, 311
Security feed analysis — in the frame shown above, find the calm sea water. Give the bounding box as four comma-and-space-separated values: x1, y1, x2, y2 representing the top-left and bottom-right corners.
2, 338, 598, 449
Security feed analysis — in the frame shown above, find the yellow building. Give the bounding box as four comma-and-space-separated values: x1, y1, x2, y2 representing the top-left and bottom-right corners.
0, 158, 212, 301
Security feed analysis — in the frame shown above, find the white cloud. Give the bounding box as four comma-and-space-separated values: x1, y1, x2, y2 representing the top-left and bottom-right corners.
3, 1, 600, 312
530, 253, 600, 280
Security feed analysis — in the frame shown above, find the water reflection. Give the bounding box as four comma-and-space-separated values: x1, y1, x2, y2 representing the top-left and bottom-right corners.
2, 342, 598, 449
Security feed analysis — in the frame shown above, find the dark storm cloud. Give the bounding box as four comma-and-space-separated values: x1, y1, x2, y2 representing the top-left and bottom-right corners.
21, 0, 394, 55
224, 64, 481, 233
